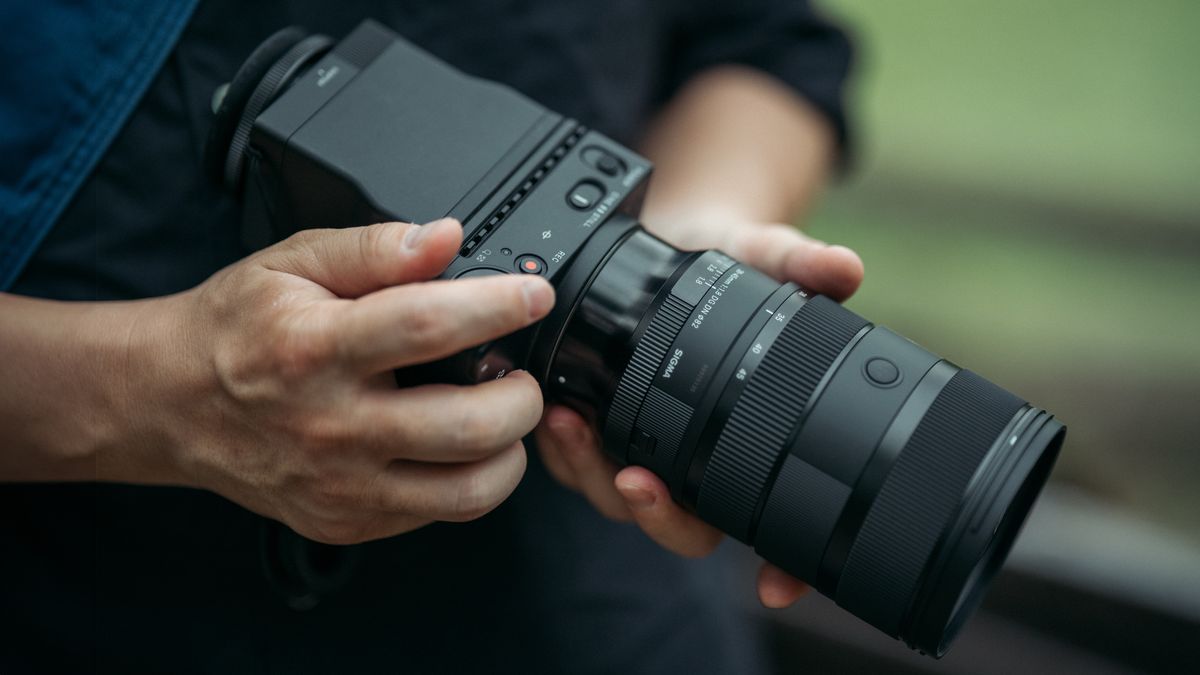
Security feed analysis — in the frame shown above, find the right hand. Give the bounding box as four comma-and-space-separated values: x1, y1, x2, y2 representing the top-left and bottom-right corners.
121, 218, 553, 545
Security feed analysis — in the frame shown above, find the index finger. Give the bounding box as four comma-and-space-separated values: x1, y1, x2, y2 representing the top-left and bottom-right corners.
333, 274, 555, 374
723, 224, 864, 301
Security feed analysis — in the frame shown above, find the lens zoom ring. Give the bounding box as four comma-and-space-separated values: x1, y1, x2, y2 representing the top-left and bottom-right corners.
698, 296, 868, 542
605, 294, 692, 453
835, 370, 1023, 637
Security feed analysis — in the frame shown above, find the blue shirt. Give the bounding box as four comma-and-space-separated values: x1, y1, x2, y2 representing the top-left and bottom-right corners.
0, 0, 197, 290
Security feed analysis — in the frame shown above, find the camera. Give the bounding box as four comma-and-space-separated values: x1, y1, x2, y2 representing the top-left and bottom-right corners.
208, 20, 1065, 656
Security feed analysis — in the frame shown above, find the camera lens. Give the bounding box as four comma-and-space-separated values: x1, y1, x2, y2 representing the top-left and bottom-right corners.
543, 223, 1064, 656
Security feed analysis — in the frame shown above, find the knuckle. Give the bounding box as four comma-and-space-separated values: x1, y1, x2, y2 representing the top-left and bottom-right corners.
308, 473, 352, 511
370, 484, 404, 514
356, 225, 396, 277
296, 415, 352, 457
357, 225, 383, 260
365, 469, 411, 515
305, 516, 370, 546
269, 313, 335, 381
304, 475, 371, 522
283, 228, 331, 260
287, 477, 374, 545
499, 281, 532, 325
450, 378, 541, 453
446, 471, 505, 522
450, 405, 494, 453
400, 301, 447, 351
284, 228, 321, 249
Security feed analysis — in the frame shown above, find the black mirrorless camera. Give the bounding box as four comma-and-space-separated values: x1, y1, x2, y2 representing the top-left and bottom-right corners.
207, 20, 1065, 656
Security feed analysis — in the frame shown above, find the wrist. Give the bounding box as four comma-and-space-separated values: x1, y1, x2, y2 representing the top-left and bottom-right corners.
93, 293, 197, 487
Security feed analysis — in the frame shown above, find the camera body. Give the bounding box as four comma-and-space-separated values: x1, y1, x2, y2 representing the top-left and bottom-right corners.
233, 20, 649, 385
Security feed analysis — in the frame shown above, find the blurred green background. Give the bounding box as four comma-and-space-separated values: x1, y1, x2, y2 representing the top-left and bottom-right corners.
808, 0, 1200, 545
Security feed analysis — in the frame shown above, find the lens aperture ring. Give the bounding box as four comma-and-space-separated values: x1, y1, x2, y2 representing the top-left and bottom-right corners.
697, 296, 870, 542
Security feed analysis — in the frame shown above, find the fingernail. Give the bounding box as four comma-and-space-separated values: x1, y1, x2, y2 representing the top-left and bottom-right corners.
618, 482, 656, 510
522, 278, 554, 320
403, 221, 436, 250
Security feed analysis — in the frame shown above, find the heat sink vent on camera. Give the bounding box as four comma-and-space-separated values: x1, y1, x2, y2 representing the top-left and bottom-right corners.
334, 21, 394, 68
459, 125, 587, 257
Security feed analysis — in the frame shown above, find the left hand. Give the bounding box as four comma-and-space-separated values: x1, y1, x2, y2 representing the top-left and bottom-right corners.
535, 218, 864, 608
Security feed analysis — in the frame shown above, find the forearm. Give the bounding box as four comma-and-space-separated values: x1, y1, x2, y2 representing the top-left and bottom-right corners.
638, 65, 837, 238
0, 293, 176, 483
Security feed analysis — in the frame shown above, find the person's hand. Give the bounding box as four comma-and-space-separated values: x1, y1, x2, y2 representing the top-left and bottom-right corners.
120, 218, 554, 545
535, 217, 863, 608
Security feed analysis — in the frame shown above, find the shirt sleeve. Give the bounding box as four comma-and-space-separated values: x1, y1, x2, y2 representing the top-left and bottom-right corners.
662, 0, 855, 158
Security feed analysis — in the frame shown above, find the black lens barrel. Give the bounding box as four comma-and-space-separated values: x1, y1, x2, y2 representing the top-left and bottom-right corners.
550, 229, 1064, 656
835, 368, 1022, 637
697, 295, 869, 542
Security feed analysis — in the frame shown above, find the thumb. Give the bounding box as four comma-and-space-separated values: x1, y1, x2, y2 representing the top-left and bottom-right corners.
266, 218, 462, 298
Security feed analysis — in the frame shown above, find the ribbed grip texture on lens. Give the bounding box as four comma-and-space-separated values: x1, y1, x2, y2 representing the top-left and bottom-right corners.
635, 387, 694, 467
835, 370, 1023, 637
697, 296, 869, 542
604, 295, 692, 455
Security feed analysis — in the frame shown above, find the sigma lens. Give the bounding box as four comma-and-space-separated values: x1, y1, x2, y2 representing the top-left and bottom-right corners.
543, 223, 1065, 656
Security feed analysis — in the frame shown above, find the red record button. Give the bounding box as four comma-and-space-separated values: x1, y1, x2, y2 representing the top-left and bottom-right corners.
516, 254, 545, 275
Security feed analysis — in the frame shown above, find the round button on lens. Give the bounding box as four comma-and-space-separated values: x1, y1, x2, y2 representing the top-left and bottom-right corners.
864, 358, 901, 387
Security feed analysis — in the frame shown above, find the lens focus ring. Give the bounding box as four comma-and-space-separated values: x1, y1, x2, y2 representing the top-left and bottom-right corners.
697, 296, 869, 542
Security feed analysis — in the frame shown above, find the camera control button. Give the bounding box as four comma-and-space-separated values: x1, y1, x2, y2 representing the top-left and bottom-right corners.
581, 146, 625, 177
515, 255, 546, 275
567, 181, 604, 210
455, 267, 507, 279
596, 155, 622, 176
864, 358, 901, 387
